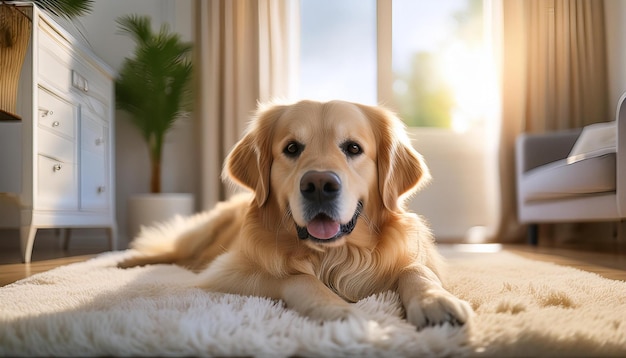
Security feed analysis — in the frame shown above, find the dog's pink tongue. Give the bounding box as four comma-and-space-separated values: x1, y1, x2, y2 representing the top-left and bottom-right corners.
307, 216, 340, 240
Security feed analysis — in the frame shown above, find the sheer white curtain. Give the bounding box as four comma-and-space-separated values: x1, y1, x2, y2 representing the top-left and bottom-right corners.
194, 0, 298, 209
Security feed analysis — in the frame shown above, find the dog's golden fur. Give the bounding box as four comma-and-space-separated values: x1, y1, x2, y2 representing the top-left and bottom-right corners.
119, 100, 472, 328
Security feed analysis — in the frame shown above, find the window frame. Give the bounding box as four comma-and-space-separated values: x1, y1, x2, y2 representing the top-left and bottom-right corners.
377, 0, 393, 106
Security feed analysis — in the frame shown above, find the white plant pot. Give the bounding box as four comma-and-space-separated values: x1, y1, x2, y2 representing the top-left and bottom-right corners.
127, 193, 194, 240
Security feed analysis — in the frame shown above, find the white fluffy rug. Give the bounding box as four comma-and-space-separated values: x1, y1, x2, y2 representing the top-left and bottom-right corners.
1, 247, 625, 357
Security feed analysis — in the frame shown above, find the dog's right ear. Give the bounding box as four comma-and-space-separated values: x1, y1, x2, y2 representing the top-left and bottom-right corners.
222, 104, 286, 207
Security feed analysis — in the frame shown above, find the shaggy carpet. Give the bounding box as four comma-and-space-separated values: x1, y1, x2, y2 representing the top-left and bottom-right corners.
1, 246, 625, 357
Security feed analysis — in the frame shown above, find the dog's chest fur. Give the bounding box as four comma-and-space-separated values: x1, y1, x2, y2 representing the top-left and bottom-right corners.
312, 245, 402, 302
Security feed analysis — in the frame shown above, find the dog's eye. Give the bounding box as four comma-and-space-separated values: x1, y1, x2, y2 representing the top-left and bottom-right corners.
283, 141, 303, 158
342, 141, 363, 157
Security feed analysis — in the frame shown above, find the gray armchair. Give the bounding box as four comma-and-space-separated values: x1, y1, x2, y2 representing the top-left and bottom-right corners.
515, 93, 626, 244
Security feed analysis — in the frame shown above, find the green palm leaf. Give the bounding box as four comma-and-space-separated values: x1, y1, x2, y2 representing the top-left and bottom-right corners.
115, 15, 193, 193
32, 0, 93, 19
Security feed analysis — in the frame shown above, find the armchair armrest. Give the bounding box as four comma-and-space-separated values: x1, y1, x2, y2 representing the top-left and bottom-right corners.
516, 129, 582, 174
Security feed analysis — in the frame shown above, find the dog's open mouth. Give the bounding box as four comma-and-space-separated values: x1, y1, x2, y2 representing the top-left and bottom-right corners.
296, 202, 363, 243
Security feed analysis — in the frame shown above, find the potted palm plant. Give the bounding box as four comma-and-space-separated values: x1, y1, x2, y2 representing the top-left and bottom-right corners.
1, 0, 93, 120
114, 14, 194, 239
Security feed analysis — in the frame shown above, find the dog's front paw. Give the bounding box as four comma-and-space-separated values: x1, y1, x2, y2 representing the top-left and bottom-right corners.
405, 289, 473, 329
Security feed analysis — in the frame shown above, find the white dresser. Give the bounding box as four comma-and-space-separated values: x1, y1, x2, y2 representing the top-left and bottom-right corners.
0, 5, 117, 263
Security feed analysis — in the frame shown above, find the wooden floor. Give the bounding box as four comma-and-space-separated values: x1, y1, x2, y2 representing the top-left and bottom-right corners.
0, 228, 113, 287
1, 229, 626, 286
504, 243, 626, 281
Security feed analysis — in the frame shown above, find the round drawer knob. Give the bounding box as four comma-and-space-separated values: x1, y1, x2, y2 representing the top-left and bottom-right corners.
97, 186, 106, 193
53, 164, 62, 172
52, 121, 60, 127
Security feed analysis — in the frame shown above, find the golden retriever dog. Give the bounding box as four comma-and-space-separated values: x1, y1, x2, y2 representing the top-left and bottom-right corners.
119, 100, 472, 329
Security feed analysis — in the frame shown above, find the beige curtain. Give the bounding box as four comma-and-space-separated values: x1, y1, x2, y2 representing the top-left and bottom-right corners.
194, 0, 298, 210
495, 0, 609, 241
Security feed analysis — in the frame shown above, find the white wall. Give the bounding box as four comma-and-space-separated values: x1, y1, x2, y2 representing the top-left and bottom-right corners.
408, 128, 499, 242
77, 0, 197, 246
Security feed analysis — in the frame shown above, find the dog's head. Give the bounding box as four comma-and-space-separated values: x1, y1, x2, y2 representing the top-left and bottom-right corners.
224, 100, 430, 248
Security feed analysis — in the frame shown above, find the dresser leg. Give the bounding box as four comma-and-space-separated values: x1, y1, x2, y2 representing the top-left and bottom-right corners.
20, 226, 38, 263
62, 228, 71, 250
107, 225, 118, 251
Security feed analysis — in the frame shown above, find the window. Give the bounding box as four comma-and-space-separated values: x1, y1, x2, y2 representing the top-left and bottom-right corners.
298, 0, 377, 104
298, 0, 493, 132
392, 0, 487, 130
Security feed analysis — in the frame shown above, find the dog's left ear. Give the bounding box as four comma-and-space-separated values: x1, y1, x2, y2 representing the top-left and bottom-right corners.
360, 104, 431, 211
223, 104, 286, 207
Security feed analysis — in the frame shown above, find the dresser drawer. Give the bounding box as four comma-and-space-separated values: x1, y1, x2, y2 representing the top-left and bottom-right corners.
81, 113, 107, 155
38, 26, 72, 93
37, 155, 78, 211
80, 112, 108, 211
81, 150, 108, 211
38, 127, 74, 163
38, 88, 76, 139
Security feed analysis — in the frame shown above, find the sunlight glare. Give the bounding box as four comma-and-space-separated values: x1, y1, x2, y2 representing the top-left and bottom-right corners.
452, 243, 503, 253
442, 42, 495, 133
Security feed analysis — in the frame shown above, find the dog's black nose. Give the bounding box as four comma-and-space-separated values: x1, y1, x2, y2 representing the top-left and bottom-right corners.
300, 171, 341, 203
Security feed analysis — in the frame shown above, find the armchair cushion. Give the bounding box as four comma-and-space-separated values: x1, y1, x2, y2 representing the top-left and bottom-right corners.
519, 121, 617, 203
522, 153, 616, 202
567, 121, 616, 163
